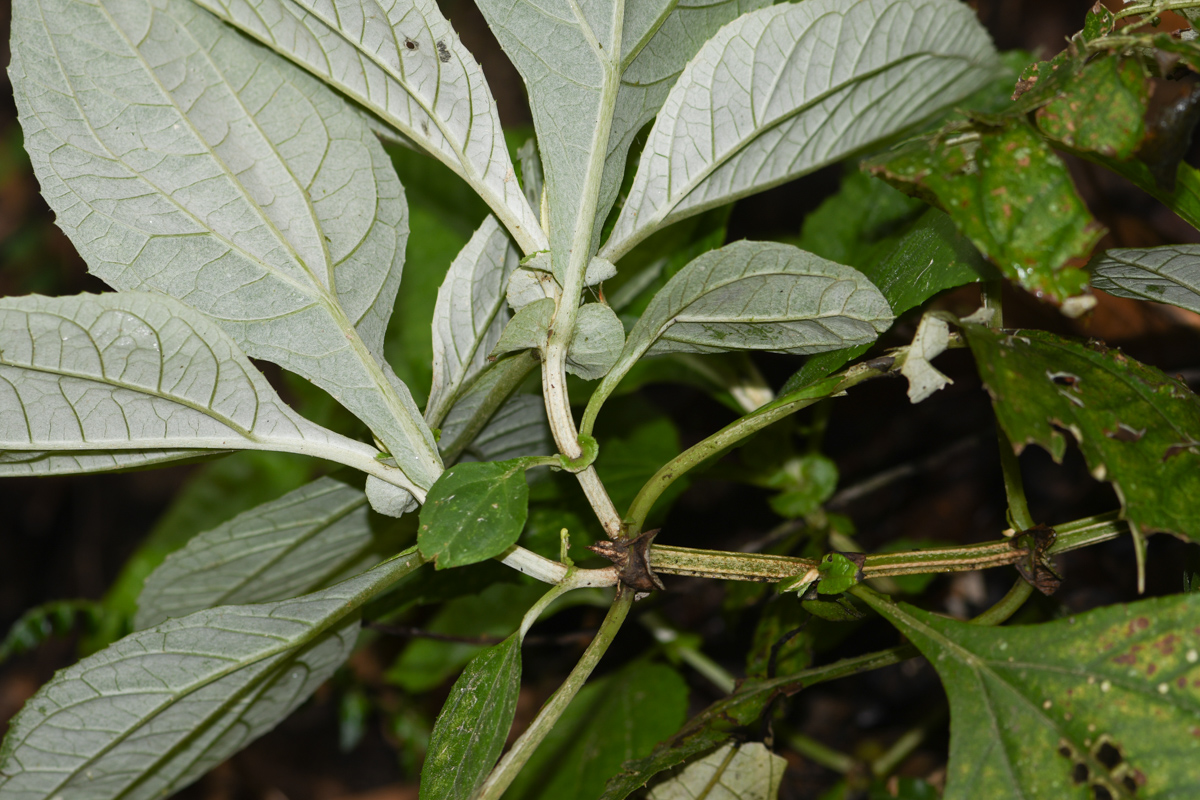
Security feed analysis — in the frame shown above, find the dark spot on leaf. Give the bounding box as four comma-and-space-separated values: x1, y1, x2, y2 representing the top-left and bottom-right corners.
403, 38, 418, 51
1073, 762, 1090, 784
437, 40, 451, 63
1047, 370, 1080, 387
1092, 785, 1113, 800
1122, 775, 1138, 793
1095, 741, 1123, 769
1059, 744, 1073, 758
1105, 423, 1145, 442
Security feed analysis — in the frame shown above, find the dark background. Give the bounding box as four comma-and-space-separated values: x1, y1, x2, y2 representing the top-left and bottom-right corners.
3, 1, 1200, 798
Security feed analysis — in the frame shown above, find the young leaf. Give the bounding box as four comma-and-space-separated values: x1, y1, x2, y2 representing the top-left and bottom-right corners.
505, 661, 689, 800
135, 476, 407, 629
418, 460, 531, 569
601, 0, 999, 260
869, 121, 1100, 304
9, 0, 442, 489
0, 293, 396, 483
591, 241, 892, 416
427, 217, 521, 429
857, 590, 1200, 799
646, 742, 787, 800
1091, 245, 1200, 314
567, 303, 626, 380
191, 0, 544, 254
0, 551, 424, 800
420, 635, 522, 800
492, 298, 556, 359
963, 325, 1200, 542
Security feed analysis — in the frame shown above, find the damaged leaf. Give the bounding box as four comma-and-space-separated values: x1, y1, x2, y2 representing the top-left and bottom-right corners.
859, 589, 1200, 800
964, 325, 1200, 541
868, 121, 1100, 303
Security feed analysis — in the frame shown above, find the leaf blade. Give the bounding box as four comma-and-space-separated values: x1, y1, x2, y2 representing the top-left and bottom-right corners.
1091, 245, 1200, 314
418, 460, 531, 569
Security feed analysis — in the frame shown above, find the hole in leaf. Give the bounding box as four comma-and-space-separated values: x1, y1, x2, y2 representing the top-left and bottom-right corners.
1092, 785, 1114, 800
403, 38, 418, 50
1095, 740, 1123, 769
1058, 744, 1073, 758
1123, 775, 1138, 793
1073, 762, 1090, 785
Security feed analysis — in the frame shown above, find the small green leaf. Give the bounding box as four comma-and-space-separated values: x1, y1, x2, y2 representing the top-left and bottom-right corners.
506, 661, 689, 800
1082, 3, 1116, 41
567, 304, 626, 381
801, 596, 866, 622
419, 460, 531, 569
646, 742, 786, 800
1035, 56, 1148, 160
816, 553, 862, 595
964, 325, 1200, 541
858, 590, 1200, 799
420, 635, 522, 800
766, 455, 839, 519
491, 298, 555, 359
868, 121, 1100, 304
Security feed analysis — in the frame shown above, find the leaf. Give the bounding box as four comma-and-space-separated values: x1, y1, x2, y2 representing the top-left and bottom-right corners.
135, 475, 410, 629
0, 600, 104, 665
900, 314, 954, 403
595, 241, 892, 408
0, 293, 390, 481
567, 303, 626, 380
420, 635, 522, 800
418, 460, 531, 569
458, 394, 552, 463
9, 0, 442, 488
599, 0, 771, 250
1035, 55, 1149, 160
191, 0, 544, 254
437, 354, 539, 463
857, 590, 1200, 799
817, 553, 862, 595
0, 551, 424, 800
1091, 245, 1200, 314
505, 661, 689, 800
745, 599, 812, 679
963, 325, 1200, 541
868, 121, 1100, 304
427, 216, 521, 429
601, 0, 999, 260
83, 451, 313, 653
492, 299, 556, 359
595, 412, 687, 520
386, 582, 543, 692
646, 742, 786, 800
474, 0, 620, 276
766, 454, 839, 519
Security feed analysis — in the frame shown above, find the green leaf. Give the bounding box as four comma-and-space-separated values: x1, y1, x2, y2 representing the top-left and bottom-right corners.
506, 661, 689, 800
426, 216, 521, 429
135, 475, 410, 629
0, 551, 424, 800
595, 413, 687, 520
0, 600, 103, 664
963, 325, 1200, 541
601, 0, 999, 260
386, 582, 543, 692
420, 635, 522, 800
1035, 56, 1149, 160
646, 742, 786, 800
0, 293, 391, 481
492, 299, 556, 359
191, 0, 543, 254
766, 454, 839, 519
868, 121, 1100, 304
857, 590, 1200, 799
817, 553, 862, 596
745, 599, 812, 679
418, 460, 531, 569
567, 303, 626, 380
1091, 245, 1200, 314
9, 0, 442, 487
594, 241, 892, 414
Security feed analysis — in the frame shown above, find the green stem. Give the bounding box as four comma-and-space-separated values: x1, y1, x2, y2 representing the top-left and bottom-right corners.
476, 589, 634, 800
625, 365, 887, 535
639, 612, 736, 694
645, 511, 1126, 583
968, 577, 1033, 627
787, 731, 856, 774
870, 705, 947, 778
996, 427, 1035, 531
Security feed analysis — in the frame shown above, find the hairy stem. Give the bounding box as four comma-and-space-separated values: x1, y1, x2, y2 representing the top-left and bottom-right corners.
476, 589, 634, 800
